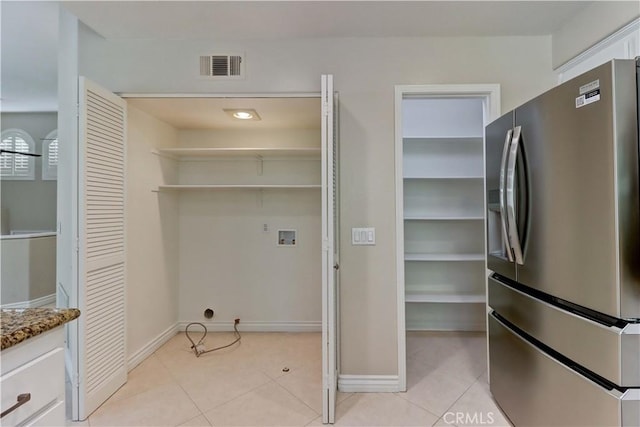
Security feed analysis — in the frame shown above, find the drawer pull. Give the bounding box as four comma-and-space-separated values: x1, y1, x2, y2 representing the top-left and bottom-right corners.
1, 393, 31, 418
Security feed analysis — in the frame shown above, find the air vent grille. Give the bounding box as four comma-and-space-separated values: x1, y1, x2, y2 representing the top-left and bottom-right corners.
200, 54, 244, 78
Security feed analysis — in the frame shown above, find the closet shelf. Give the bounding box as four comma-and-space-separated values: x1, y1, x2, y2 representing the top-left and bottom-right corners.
403, 175, 484, 180
153, 147, 321, 159
404, 253, 485, 262
405, 292, 485, 303
403, 136, 483, 143
157, 184, 321, 191
404, 215, 483, 221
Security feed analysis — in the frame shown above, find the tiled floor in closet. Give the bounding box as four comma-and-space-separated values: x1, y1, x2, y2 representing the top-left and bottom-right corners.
69, 331, 512, 426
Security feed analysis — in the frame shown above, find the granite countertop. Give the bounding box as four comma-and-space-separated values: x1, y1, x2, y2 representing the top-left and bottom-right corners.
1, 308, 81, 350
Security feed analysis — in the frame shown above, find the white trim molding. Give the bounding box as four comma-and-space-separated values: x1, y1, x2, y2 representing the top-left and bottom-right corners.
0, 293, 56, 309
177, 320, 321, 333
338, 375, 401, 393
556, 18, 640, 83
127, 323, 179, 371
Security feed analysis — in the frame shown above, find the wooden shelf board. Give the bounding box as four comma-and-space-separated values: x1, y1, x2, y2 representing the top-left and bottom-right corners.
403, 136, 483, 142
404, 253, 485, 262
404, 216, 483, 221
155, 147, 321, 159
403, 176, 484, 180
405, 292, 485, 303
158, 184, 321, 190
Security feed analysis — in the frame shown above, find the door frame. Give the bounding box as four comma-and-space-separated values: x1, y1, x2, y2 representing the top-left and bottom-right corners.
393, 84, 500, 391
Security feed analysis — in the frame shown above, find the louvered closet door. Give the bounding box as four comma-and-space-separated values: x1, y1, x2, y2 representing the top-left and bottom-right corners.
77, 77, 127, 419
321, 74, 338, 424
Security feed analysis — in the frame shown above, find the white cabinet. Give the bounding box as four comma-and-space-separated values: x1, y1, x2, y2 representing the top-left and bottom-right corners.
399, 97, 487, 331
1, 328, 65, 427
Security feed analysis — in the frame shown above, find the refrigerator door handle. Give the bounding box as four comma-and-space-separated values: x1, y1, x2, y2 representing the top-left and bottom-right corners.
499, 129, 514, 262
506, 126, 524, 264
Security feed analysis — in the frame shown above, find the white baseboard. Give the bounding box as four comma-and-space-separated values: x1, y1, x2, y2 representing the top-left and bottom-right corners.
1, 293, 56, 308
338, 375, 401, 393
127, 323, 179, 371
177, 320, 321, 332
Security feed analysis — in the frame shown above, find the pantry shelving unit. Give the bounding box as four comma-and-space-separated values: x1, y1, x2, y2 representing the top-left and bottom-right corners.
400, 97, 486, 331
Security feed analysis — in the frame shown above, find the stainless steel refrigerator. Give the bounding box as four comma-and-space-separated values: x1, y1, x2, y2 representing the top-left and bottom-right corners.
485, 58, 640, 426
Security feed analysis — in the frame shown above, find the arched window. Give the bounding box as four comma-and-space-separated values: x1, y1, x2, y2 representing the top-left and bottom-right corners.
42, 129, 58, 180
0, 129, 36, 180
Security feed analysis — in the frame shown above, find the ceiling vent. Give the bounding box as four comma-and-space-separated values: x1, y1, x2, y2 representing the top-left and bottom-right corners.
200, 54, 244, 78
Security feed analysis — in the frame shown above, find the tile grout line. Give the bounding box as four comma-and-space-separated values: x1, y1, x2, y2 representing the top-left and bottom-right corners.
158, 334, 321, 421
204, 377, 278, 415
270, 377, 322, 421
177, 368, 277, 417
394, 393, 442, 424
151, 350, 209, 426
436, 376, 481, 423
177, 413, 211, 427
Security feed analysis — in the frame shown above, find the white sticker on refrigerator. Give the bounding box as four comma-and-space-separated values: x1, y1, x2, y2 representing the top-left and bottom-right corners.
576, 89, 600, 108
579, 79, 600, 95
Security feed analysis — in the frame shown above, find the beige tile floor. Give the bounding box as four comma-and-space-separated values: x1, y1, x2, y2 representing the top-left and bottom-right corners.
69, 331, 512, 427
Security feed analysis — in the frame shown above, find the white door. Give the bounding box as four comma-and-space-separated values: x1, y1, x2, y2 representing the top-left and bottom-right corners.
321, 74, 339, 424
73, 77, 127, 420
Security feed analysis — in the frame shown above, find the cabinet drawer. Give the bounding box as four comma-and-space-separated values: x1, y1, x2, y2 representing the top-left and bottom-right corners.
25, 401, 65, 427
488, 276, 640, 386
1, 348, 64, 426
489, 313, 640, 426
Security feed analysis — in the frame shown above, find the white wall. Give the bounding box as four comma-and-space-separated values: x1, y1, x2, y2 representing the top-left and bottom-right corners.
77, 31, 556, 376
176, 129, 321, 328
551, 1, 640, 69
126, 106, 179, 361
1, 112, 58, 234
1, 235, 56, 305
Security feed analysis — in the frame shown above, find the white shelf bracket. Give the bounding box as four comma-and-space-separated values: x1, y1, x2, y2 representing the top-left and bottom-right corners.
257, 188, 264, 208
150, 150, 178, 161
256, 155, 264, 176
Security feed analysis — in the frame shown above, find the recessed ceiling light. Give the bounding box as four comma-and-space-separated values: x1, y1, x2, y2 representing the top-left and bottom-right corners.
224, 109, 261, 121
234, 111, 253, 119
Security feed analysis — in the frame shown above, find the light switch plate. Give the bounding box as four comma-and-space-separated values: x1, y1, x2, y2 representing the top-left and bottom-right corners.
352, 227, 375, 245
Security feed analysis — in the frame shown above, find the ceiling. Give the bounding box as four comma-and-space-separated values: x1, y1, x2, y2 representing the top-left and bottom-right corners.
2, 1, 595, 116
62, 1, 591, 40
126, 96, 321, 129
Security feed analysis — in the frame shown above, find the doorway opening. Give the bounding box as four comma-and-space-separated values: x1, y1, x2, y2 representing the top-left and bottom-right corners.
67, 83, 340, 423
394, 84, 500, 391
123, 91, 339, 422
124, 95, 324, 334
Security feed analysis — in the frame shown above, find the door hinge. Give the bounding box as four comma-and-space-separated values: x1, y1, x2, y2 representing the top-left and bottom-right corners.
75, 237, 80, 253
333, 263, 339, 270
322, 101, 330, 117
72, 372, 81, 388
